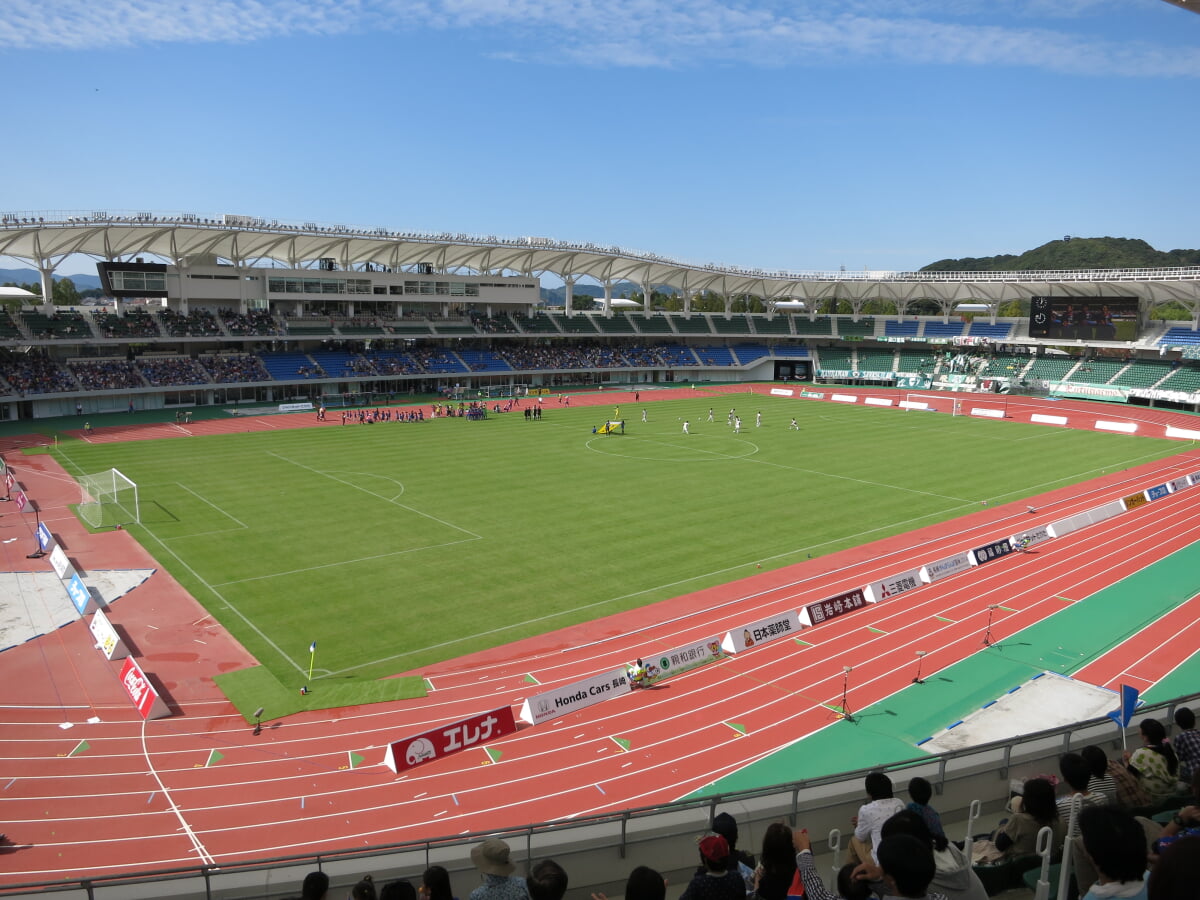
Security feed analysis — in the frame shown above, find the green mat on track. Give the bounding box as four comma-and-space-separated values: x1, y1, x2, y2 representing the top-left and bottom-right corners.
692, 540, 1200, 796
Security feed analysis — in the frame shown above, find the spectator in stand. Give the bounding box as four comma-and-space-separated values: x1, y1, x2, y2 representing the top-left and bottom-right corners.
849, 772, 906, 866
419, 866, 457, 900
299, 870, 329, 900
793, 827, 945, 900
1059, 752, 1111, 832
879, 810, 986, 900
751, 822, 796, 900
712, 811, 756, 893
1172, 707, 1200, 785
976, 777, 1064, 863
1081, 745, 1122, 808
679, 834, 745, 900
380, 881, 417, 900
1148, 835, 1200, 900
468, 838, 527, 900
590, 866, 666, 900
350, 875, 379, 900
906, 778, 946, 841
1077, 807, 1149, 900
1084, 744, 1147, 810
526, 860, 568, 900
1126, 718, 1180, 805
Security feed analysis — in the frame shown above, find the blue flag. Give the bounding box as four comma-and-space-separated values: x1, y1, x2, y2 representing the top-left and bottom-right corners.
309, 641, 317, 654
1107, 684, 1139, 728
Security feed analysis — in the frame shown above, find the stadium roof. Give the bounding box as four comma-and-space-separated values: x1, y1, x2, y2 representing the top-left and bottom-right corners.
3, 210, 1200, 310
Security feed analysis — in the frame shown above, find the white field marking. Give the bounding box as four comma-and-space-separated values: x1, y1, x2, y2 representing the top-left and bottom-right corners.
147, 481, 252, 539
584, 433, 759, 462
266, 451, 479, 539
137, 716, 215, 866
212, 537, 482, 588
320, 456, 1188, 675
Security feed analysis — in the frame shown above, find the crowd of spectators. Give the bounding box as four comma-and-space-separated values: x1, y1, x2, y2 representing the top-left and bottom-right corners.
160, 307, 223, 337
93, 308, 162, 339
220, 308, 283, 336
201, 354, 272, 384
68, 359, 144, 390
0, 349, 79, 394
367, 352, 422, 375
137, 356, 211, 386
469, 311, 518, 334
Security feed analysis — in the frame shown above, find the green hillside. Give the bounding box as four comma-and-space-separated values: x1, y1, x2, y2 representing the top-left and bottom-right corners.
922, 236, 1200, 272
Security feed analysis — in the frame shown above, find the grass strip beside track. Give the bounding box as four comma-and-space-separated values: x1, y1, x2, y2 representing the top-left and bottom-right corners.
214, 665, 426, 722
694, 539, 1200, 794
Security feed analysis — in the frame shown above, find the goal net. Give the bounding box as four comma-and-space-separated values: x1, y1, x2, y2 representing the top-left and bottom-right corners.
902, 392, 962, 415
78, 468, 140, 528
902, 392, 1009, 419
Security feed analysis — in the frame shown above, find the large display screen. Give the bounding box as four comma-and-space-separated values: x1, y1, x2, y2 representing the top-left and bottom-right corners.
1028, 296, 1140, 341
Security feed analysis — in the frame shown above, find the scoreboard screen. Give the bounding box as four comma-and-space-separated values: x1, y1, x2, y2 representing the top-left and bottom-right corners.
1029, 297, 1140, 341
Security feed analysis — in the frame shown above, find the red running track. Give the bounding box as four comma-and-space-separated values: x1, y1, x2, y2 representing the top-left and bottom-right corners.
1, 393, 1199, 886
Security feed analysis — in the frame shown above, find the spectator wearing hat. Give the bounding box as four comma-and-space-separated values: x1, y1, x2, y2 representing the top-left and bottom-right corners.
469, 838, 528, 900
680, 834, 746, 900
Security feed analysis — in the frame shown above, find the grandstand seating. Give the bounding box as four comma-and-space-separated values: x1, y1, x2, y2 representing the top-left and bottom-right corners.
692, 346, 737, 366
390, 321, 435, 335
201, 354, 272, 383
512, 312, 560, 334
457, 349, 512, 373
260, 352, 325, 381
856, 349, 897, 374
1158, 364, 1200, 394
22, 309, 90, 339
0, 309, 25, 339
553, 313, 599, 335
1158, 326, 1200, 347
657, 344, 698, 366
792, 316, 833, 336
160, 308, 222, 338
1111, 359, 1171, 389
753, 315, 792, 335
672, 315, 712, 335
1024, 357, 1077, 383
414, 348, 469, 374
633, 316, 674, 334
431, 321, 476, 335
966, 320, 1013, 340
980, 355, 1027, 378
711, 315, 751, 335
922, 320, 965, 338
367, 350, 422, 375
93, 308, 162, 339
591, 314, 637, 335
883, 319, 919, 338
731, 345, 770, 365
895, 350, 933, 373
816, 347, 854, 371
137, 356, 211, 386
308, 350, 370, 378
835, 317, 874, 339
68, 358, 143, 390
1068, 359, 1124, 385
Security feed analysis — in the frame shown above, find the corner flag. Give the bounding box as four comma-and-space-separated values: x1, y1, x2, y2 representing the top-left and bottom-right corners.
307, 641, 317, 681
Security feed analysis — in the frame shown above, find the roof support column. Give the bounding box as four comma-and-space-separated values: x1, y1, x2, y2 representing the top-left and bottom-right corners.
38, 263, 55, 314
724, 294, 733, 318
564, 276, 576, 317
603, 281, 613, 318
640, 282, 653, 317
176, 260, 190, 315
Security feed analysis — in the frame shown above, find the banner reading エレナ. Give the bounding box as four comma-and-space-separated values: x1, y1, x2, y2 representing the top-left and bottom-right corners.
384, 706, 517, 774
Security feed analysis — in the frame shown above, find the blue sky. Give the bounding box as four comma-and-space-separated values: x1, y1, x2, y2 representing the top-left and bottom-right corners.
1, 1, 1197, 278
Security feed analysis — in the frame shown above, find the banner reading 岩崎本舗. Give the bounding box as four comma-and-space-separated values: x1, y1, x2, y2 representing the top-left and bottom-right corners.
518, 667, 630, 725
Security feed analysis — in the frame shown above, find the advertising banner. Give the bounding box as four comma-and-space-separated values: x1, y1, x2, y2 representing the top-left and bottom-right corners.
801, 588, 869, 627
37, 522, 54, 551
118, 657, 169, 720
642, 637, 725, 684
722, 612, 802, 655
1009, 525, 1051, 551
14, 489, 27, 512
921, 552, 974, 583
971, 539, 1013, 566
49, 544, 71, 579
66, 572, 94, 615
864, 569, 923, 605
1144, 484, 1171, 501
89, 609, 127, 660
384, 705, 517, 774
518, 667, 631, 725
1123, 492, 1148, 511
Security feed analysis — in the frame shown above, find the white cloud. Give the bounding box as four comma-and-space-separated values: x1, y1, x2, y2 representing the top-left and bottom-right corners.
1, 0, 1196, 78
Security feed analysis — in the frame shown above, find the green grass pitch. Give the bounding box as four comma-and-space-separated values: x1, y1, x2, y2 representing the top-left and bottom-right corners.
49, 393, 1187, 707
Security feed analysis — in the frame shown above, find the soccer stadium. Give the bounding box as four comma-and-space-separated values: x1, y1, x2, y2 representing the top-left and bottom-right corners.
1, 213, 1200, 900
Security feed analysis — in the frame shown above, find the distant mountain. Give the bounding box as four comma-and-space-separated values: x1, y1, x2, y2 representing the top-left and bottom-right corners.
921, 237, 1200, 272
540, 281, 675, 306
0, 267, 103, 291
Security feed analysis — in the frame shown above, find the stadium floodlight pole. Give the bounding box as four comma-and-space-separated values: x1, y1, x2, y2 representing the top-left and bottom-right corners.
913, 651, 927, 684
840, 666, 855, 723
982, 605, 1000, 647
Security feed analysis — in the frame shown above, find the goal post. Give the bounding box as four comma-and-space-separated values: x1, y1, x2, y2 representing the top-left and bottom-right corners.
902, 392, 961, 415
78, 468, 140, 528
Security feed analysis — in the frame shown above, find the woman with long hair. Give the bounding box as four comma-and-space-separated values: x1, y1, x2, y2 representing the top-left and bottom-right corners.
751, 823, 796, 900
